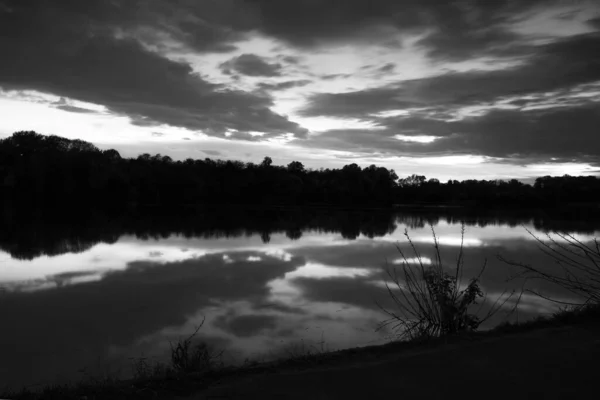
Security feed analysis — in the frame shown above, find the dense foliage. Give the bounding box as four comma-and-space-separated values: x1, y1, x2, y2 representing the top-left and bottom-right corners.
1, 131, 600, 209
0, 131, 398, 208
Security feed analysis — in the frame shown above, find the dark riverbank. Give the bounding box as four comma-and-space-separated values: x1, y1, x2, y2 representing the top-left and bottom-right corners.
196, 306, 600, 400
5, 305, 600, 400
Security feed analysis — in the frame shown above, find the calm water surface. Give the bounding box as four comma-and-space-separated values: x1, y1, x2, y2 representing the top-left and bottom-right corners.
1, 208, 598, 389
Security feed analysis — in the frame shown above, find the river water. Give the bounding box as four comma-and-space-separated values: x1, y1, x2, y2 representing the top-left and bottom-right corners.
1, 207, 598, 389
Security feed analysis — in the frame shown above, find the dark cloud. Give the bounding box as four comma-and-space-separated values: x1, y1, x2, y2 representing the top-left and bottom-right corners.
506, 99, 532, 107
220, 53, 283, 77
159, 19, 242, 54
55, 105, 100, 114
394, 104, 600, 162
240, 0, 409, 48
257, 80, 312, 92
299, 103, 600, 163
381, 115, 455, 136
201, 149, 222, 156
320, 73, 354, 81
587, 16, 600, 29
242, 0, 552, 61
0, 1, 307, 140
299, 90, 416, 119
437, 105, 600, 160
52, 97, 100, 114
25, 0, 592, 66
300, 33, 600, 119
377, 63, 396, 73
0, 0, 245, 55
103, 1, 248, 53
412, 1, 529, 62
279, 55, 303, 65
301, 34, 600, 118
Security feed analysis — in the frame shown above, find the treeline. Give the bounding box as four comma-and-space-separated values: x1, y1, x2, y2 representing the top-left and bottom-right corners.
396, 174, 600, 207
1, 131, 600, 209
0, 131, 398, 208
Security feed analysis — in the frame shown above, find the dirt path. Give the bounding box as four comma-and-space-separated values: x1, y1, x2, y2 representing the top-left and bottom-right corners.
189, 325, 600, 399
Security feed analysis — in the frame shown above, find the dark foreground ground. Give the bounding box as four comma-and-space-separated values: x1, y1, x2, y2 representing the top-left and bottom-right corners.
6, 308, 600, 400
194, 324, 599, 399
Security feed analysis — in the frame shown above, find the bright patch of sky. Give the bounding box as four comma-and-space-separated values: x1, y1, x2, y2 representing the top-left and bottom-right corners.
0, 93, 201, 144
394, 135, 438, 143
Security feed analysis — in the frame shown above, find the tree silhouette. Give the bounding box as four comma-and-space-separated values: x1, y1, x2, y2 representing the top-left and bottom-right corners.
1, 131, 599, 212
260, 157, 272, 168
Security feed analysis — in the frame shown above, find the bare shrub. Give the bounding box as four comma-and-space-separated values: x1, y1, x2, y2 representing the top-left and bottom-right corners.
499, 229, 600, 306
378, 225, 513, 340
169, 317, 223, 374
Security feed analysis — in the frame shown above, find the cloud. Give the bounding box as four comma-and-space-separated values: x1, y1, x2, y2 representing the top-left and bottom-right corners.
55, 104, 101, 114
238, 0, 409, 48
294, 29, 600, 164
412, 2, 529, 62
299, 33, 600, 119
0, 1, 307, 140
279, 55, 302, 65
201, 149, 222, 156
257, 80, 312, 92
299, 103, 600, 163
0, 0, 581, 68
320, 73, 354, 81
241, 0, 556, 60
299, 89, 416, 119
397, 104, 600, 162
587, 16, 600, 29
220, 53, 283, 77
377, 63, 396, 73
437, 105, 600, 160
1, 0, 598, 168
51, 97, 101, 114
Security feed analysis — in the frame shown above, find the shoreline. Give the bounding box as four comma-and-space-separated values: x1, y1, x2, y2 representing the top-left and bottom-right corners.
6, 305, 600, 399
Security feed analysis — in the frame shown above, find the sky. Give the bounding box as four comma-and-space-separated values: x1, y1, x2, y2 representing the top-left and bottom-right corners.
0, 0, 599, 181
